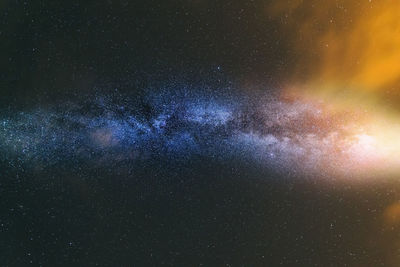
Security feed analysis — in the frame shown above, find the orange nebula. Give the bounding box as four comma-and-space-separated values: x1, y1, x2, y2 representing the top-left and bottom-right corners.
267, 0, 400, 96
265, 0, 400, 177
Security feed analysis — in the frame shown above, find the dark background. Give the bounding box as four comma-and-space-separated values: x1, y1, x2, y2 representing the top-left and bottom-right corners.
1, 1, 400, 266
0, 0, 291, 107
2, 158, 399, 266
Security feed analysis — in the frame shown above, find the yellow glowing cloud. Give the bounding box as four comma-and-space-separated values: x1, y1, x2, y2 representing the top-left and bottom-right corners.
265, 1, 400, 178
267, 0, 400, 94
321, 2, 400, 91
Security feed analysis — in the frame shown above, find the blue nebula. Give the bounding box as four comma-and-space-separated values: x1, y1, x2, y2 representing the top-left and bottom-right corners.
0, 89, 335, 175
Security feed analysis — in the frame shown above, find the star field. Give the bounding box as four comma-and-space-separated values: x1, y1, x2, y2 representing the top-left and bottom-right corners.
2, 0, 400, 266
1, 88, 395, 179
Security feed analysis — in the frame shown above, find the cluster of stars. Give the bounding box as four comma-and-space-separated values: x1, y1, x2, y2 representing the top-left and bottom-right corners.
1, 90, 397, 179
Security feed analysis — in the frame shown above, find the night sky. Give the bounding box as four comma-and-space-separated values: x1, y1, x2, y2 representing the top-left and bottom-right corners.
2, 0, 400, 266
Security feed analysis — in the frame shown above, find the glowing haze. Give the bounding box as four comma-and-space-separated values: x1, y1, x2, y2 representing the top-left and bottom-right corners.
268, 0, 400, 94
265, 0, 400, 177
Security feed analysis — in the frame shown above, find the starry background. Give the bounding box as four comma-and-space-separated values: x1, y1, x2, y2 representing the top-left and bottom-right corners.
2, 0, 400, 266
